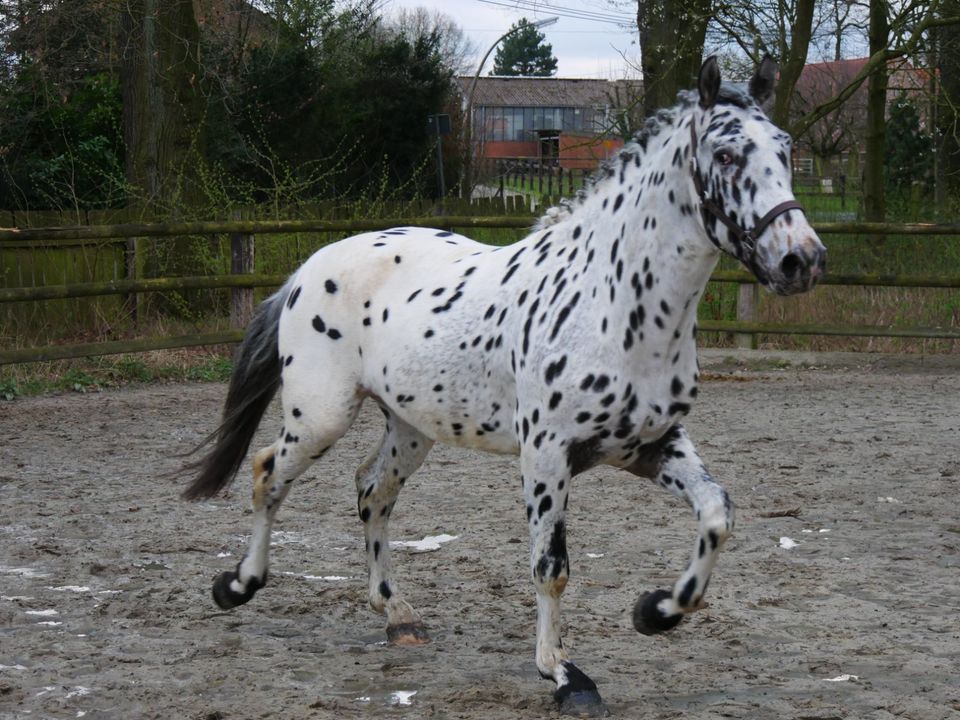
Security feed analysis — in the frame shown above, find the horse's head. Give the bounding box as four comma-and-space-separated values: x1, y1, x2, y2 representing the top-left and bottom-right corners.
692, 56, 826, 296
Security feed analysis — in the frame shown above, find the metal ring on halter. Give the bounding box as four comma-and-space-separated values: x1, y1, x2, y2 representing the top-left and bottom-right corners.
688, 117, 804, 260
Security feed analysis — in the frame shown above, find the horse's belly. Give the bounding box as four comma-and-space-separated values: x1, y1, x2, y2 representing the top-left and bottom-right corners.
362, 336, 521, 454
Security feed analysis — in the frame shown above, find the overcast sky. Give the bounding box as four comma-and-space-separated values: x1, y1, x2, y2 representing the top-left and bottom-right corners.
383, 0, 641, 79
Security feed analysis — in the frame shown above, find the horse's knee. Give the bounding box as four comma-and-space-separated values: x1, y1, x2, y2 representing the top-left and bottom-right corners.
699, 487, 735, 543
532, 519, 569, 597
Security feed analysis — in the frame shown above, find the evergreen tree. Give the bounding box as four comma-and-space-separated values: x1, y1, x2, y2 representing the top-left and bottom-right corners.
885, 96, 933, 193
491, 18, 557, 77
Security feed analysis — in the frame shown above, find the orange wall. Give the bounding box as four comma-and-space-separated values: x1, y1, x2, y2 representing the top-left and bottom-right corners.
482, 140, 540, 159
559, 133, 624, 170
478, 135, 625, 170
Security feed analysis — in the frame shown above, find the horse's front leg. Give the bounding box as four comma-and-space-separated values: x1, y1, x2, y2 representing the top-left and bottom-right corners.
521, 449, 608, 717
626, 424, 734, 634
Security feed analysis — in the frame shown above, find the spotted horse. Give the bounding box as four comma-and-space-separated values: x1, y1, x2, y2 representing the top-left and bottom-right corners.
183, 57, 825, 716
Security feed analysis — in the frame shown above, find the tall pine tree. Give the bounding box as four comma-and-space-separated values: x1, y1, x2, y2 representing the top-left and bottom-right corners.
885, 96, 932, 193
491, 18, 557, 76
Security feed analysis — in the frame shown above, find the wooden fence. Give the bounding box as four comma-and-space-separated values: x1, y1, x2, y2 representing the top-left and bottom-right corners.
2, 216, 960, 365
479, 160, 591, 200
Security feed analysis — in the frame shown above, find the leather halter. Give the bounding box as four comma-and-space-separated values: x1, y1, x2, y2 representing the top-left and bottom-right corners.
689, 117, 804, 259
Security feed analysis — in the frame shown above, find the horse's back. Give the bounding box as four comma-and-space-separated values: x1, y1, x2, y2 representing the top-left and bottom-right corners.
276, 226, 521, 452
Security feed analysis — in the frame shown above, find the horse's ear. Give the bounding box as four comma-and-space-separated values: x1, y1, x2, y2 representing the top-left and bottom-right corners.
749, 55, 779, 104
698, 56, 721, 109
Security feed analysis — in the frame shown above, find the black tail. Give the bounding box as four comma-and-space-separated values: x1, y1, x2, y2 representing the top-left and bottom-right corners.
181, 280, 292, 500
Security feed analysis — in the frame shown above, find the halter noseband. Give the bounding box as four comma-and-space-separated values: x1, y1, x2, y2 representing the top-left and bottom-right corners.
689, 117, 803, 258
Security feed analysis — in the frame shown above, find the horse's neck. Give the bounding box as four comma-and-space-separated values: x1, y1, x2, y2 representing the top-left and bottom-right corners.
578, 121, 719, 348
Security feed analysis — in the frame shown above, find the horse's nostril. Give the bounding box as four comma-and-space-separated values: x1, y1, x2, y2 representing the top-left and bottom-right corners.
780, 253, 802, 279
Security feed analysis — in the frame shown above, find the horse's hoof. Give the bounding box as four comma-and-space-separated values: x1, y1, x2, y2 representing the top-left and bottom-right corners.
386, 621, 430, 645
556, 689, 610, 717
633, 589, 683, 635
212, 568, 265, 610
553, 662, 609, 717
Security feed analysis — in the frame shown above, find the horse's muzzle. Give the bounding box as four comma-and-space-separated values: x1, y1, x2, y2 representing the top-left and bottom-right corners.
768, 240, 826, 296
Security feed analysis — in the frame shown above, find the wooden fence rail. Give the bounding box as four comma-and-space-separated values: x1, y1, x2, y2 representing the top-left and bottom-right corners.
2, 216, 960, 365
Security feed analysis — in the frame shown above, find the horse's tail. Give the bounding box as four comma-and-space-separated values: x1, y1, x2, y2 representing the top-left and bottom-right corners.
181, 278, 293, 501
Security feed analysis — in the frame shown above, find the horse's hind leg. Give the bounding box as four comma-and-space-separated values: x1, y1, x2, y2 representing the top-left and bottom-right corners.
212, 394, 360, 610
626, 424, 734, 634
354, 408, 433, 644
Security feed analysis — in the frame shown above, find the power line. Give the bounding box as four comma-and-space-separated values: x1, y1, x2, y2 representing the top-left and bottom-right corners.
511, 0, 631, 23
474, 0, 635, 27
498, 1, 632, 25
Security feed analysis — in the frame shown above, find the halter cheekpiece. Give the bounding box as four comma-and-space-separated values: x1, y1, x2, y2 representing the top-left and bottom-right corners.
689, 117, 804, 258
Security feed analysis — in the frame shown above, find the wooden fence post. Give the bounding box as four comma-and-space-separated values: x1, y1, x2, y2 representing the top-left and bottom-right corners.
736, 282, 759, 349
123, 231, 139, 325
230, 209, 255, 330
122, 207, 145, 326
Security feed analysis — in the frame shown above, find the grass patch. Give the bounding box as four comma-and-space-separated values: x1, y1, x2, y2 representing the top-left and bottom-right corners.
0, 346, 234, 399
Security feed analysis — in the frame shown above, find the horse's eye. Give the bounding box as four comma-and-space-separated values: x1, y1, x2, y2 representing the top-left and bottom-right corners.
715, 150, 735, 167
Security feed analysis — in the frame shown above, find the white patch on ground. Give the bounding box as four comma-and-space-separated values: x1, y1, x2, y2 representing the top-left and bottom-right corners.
0, 664, 28, 671
823, 674, 859, 682
586, 552, 605, 558
270, 531, 306, 546
48, 585, 91, 593
391, 690, 417, 706
778, 537, 799, 549
65, 687, 91, 699
302, 575, 350, 581
0, 565, 49, 579
282, 571, 351, 581
390, 534, 458, 553
26, 609, 59, 616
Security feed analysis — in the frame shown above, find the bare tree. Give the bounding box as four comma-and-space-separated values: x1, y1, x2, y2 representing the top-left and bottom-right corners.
789, 58, 868, 172
863, 0, 889, 222
937, 0, 960, 197
636, 0, 712, 116
389, 6, 477, 76
120, 0, 205, 211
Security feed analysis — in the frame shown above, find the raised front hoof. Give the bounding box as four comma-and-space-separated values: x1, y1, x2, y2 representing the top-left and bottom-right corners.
211, 570, 264, 610
633, 589, 683, 636
386, 621, 430, 646
553, 662, 609, 718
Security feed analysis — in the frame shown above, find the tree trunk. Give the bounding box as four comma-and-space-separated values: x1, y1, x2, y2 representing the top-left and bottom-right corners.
863, 0, 889, 227
637, 0, 711, 117
772, 0, 815, 129
938, 0, 960, 203
120, 0, 207, 313
120, 0, 204, 213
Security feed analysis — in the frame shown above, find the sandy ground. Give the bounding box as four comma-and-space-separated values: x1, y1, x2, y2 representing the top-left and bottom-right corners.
2, 350, 959, 720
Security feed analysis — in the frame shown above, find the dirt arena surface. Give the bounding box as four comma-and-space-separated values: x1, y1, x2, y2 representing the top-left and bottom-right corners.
2, 350, 959, 720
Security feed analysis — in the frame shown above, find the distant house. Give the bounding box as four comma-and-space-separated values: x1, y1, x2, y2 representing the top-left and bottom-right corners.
457, 76, 642, 169
791, 57, 930, 178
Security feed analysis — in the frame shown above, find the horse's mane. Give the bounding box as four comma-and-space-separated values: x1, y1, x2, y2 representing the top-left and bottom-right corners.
535, 82, 754, 229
